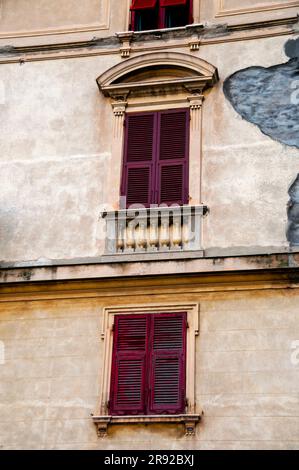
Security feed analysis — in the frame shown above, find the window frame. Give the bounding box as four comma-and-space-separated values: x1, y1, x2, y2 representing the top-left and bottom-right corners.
130, 0, 193, 31
120, 108, 190, 208
96, 303, 200, 416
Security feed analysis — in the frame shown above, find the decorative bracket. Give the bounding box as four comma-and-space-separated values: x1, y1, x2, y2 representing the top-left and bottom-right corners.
116, 31, 134, 58
188, 34, 201, 52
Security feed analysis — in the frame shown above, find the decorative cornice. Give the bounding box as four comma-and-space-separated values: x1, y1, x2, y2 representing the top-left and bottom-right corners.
0, 17, 297, 64
96, 51, 219, 99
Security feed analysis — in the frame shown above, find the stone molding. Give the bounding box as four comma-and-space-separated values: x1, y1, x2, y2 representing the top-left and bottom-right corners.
96, 303, 200, 428
216, 0, 299, 18
92, 414, 202, 438
0, 0, 111, 39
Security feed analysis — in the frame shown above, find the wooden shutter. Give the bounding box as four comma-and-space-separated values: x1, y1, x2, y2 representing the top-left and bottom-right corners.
149, 312, 187, 414
157, 109, 189, 206
160, 0, 187, 6
121, 113, 157, 208
131, 0, 157, 10
110, 315, 149, 415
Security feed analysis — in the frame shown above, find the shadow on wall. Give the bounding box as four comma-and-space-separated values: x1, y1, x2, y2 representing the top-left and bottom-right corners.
223, 37, 299, 245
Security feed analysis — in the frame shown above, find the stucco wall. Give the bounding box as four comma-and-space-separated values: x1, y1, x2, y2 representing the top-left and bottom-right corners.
0, 286, 299, 449
0, 1, 298, 47
1, 35, 298, 262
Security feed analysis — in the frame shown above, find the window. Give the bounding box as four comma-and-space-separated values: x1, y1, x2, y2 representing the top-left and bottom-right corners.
93, 303, 201, 436
121, 109, 190, 208
109, 312, 187, 415
130, 0, 193, 31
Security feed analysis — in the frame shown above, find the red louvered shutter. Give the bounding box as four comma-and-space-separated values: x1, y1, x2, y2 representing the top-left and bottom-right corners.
149, 312, 187, 414
110, 315, 149, 415
157, 109, 189, 206
160, 0, 187, 6
131, 0, 157, 10
121, 113, 157, 208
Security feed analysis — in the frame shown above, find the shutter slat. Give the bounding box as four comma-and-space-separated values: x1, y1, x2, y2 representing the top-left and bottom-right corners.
157, 110, 189, 206
110, 315, 149, 415
159, 111, 188, 161
149, 312, 187, 414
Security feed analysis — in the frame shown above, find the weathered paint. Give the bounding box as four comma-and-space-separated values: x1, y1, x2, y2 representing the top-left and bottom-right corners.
287, 174, 299, 246
223, 38, 299, 149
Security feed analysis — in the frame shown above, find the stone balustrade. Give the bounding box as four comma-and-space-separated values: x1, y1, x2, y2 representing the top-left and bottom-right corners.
101, 205, 207, 255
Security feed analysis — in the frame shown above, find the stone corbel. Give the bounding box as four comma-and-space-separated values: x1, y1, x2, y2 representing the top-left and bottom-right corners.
116, 32, 134, 58
188, 34, 201, 52
94, 417, 110, 438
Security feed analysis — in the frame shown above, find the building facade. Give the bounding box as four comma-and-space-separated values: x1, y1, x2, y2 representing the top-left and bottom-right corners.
1, 0, 299, 449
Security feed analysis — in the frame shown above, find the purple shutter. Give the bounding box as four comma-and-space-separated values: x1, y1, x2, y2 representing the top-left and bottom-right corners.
121, 113, 157, 208
110, 315, 149, 415
160, 0, 187, 5
157, 109, 189, 206
131, 0, 157, 9
148, 312, 187, 414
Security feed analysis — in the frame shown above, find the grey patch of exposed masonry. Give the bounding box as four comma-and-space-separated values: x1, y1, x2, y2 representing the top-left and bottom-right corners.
223, 37, 299, 149
287, 174, 299, 246
285, 36, 299, 58
223, 57, 299, 148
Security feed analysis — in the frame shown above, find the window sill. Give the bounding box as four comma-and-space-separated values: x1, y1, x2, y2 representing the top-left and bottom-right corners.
117, 23, 204, 37
92, 414, 202, 438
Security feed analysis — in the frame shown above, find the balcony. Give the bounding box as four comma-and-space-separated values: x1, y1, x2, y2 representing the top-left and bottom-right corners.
101, 205, 207, 255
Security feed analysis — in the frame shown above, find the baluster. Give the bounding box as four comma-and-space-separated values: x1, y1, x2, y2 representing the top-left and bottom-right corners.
136, 219, 147, 251
116, 219, 125, 253
160, 218, 170, 250
172, 215, 182, 250
125, 221, 135, 252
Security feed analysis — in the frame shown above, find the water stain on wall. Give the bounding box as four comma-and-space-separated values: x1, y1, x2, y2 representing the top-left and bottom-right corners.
223, 37, 299, 149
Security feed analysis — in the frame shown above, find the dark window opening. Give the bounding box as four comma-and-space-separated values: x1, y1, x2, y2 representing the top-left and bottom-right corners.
134, 5, 159, 31
164, 5, 190, 29
130, 0, 192, 32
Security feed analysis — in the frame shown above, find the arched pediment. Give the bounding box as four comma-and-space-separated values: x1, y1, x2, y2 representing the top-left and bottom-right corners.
97, 52, 219, 99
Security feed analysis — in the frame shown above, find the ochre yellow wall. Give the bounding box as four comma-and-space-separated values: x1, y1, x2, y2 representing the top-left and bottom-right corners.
1, 279, 299, 449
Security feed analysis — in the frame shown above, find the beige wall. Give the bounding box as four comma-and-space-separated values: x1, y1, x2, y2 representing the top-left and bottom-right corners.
0, 1, 298, 47
1, 284, 299, 449
0, 35, 298, 262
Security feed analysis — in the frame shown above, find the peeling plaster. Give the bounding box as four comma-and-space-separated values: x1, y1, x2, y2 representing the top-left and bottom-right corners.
223, 37, 299, 149
223, 37, 299, 246
287, 174, 299, 246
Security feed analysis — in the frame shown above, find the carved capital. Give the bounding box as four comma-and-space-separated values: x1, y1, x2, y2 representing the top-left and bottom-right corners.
111, 100, 128, 117
187, 94, 204, 110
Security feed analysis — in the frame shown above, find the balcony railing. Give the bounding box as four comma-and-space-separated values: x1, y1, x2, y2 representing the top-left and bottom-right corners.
101, 205, 207, 255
